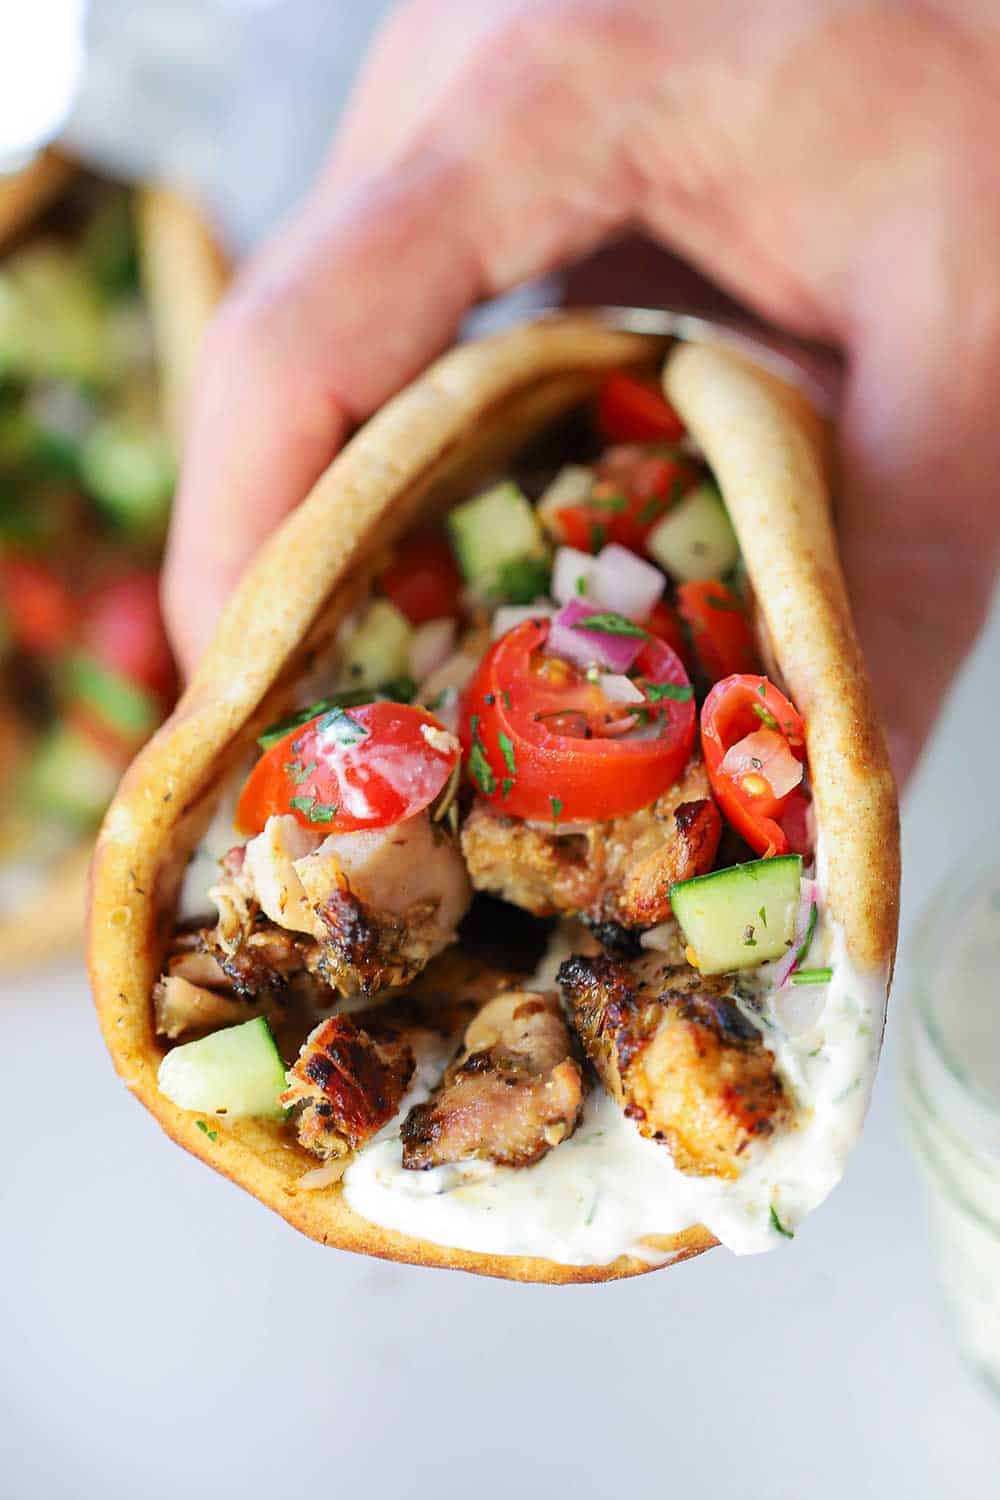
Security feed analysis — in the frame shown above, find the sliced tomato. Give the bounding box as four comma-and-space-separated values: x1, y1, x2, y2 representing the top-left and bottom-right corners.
1, 556, 76, 654
555, 444, 699, 555
459, 618, 695, 823
701, 675, 806, 856
677, 580, 760, 682
380, 528, 462, 624
779, 786, 814, 857
597, 372, 685, 444
236, 700, 460, 837
80, 571, 176, 704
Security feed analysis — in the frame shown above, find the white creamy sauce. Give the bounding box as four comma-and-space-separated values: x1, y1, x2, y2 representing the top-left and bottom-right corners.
342, 842, 887, 1264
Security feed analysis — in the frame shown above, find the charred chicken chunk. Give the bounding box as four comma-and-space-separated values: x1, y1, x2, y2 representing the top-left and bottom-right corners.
281, 1014, 416, 1160
204, 810, 471, 1000
461, 756, 720, 931
401, 990, 583, 1170
558, 953, 791, 1179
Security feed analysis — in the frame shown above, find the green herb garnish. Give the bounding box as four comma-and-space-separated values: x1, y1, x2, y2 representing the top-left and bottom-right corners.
794, 904, 818, 968
284, 758, 317, 786
752, 701, 779, 730
195, 1120, 218, 1142
636, 496, 667, 527
590, 493, 627, 512
257, 679, 414, 748
289, 794, 338, 823
501, 777, 514, 800
791, 966, 833, 986
576, 574, 589, 596
589, 522, 607, 553
706, 592, 743, 613
770, 1205, 794, 1239
575, 612, 648, 639
758, 905, 768, 929
316, 705, 368, 746
644, 680, 694, 703
550, 795, 563, 824
497, 730, 517, 779
466, 714, 497, 797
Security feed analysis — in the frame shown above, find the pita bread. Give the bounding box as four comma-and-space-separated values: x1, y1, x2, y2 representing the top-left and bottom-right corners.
88, 317, 899, 1281
0, 166, 227, 973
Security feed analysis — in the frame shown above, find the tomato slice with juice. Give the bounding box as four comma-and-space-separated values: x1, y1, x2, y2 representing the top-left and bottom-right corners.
701, 675, 807, 856
597, 372, 686, 444
459, 619, 696, 823
237, 701, 460, 836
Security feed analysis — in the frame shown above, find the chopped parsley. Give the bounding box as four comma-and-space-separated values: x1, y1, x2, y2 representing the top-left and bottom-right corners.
769, 1205, 794, 1239
752, 701, 779, 731
257, 679, 414, 748
589, 522, 607, 553
644, 680, 694, 703
501, 777, 514, 800
576, 574, 589, 596
758, 905, 768, 928
550, 795, 563, 824
793, 904, 818, 967
636, 495, 667, 527
195, 1120, 218, 1142
316, 705, 368, 746
575, 612, 648, 638
289, 794, 338, 823
467, 714, 497, 796
284, 758, 317, 786
791, 966, 833, 986
590, 492, 627, 512
497, 730, 517, 779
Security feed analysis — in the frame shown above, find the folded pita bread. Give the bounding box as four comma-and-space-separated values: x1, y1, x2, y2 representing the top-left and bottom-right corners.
0, 163, 227, 973
88, 317, 899, 1282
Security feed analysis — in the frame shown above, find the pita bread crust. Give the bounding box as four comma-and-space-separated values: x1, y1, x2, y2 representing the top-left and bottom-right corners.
89, 317, 897, 1282
664, 343, 899, 975
0, 168, 226, 971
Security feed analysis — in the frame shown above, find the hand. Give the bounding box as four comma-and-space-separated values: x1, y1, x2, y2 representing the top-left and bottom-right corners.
163, 0, 1000, 783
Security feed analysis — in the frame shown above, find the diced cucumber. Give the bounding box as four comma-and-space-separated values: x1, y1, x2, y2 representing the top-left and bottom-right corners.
342, 599, 413, 689
23, 723, 123, 827
64, 652, 160, 744
646, 483, 739, 582
536, 465, 594, 541
79, 414, 175, 536
157, 1016, 287, 1119
79, 190, 140, 300
447, 481, 549, 597
671, 855, 802, 975
0, 244, 111, 385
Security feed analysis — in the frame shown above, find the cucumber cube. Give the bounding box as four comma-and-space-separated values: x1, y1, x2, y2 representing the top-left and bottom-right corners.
671, 855, 802, 974
646, 483, 739, 581
157, 1016, 287, 1119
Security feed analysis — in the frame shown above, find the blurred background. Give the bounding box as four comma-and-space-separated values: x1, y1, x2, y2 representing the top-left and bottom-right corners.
2, 3, 1000, 1496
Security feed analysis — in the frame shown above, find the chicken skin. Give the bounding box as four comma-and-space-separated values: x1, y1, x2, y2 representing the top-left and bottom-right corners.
558, 952, 791, 1179
460, 756, 720, 934
401, 990, 583, 1170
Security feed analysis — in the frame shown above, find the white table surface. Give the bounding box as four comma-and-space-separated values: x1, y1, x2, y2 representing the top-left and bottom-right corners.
3, 589, 1000, 1498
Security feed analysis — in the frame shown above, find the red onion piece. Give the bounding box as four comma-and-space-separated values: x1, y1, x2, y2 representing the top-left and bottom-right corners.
551, 546, 598, 606
546, 597, 645, 673
772, 880, 818, 989
593, 543, 664, 622
721, 729, 804, 799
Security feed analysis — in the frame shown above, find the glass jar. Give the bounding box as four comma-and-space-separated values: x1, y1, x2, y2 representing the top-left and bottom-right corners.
900, 859, 1000, 1396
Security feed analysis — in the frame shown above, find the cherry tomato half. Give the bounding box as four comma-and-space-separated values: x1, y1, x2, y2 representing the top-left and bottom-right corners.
1, 556, 76, 654
236, 700, 460, 836
80, 571, 176, 704
701, 675, 806, 856
459, 619, 695, 823
380, 529, 462, 625
597, 372, 685, 444
555, 444, 700, 555
677, 580, 760, 682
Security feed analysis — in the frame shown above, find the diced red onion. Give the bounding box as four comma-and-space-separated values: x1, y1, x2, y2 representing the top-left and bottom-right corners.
721, 729, 803, 799
408, 618, 457, 683
491, 603, 555, 640
551, 546, 598, 606
546, 597, 644, 673
771, 879, 818, 990
597, 673, 646, 705
593, 543, 664, 623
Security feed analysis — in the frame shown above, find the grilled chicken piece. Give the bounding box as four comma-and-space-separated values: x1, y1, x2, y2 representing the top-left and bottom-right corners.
559, 953, 791, 1179
153, 934, 284, 1037
281, 1014, 416, 1160
401, 990, 583, 1170
205, 810, 471, 999
460, 757, 720, 932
